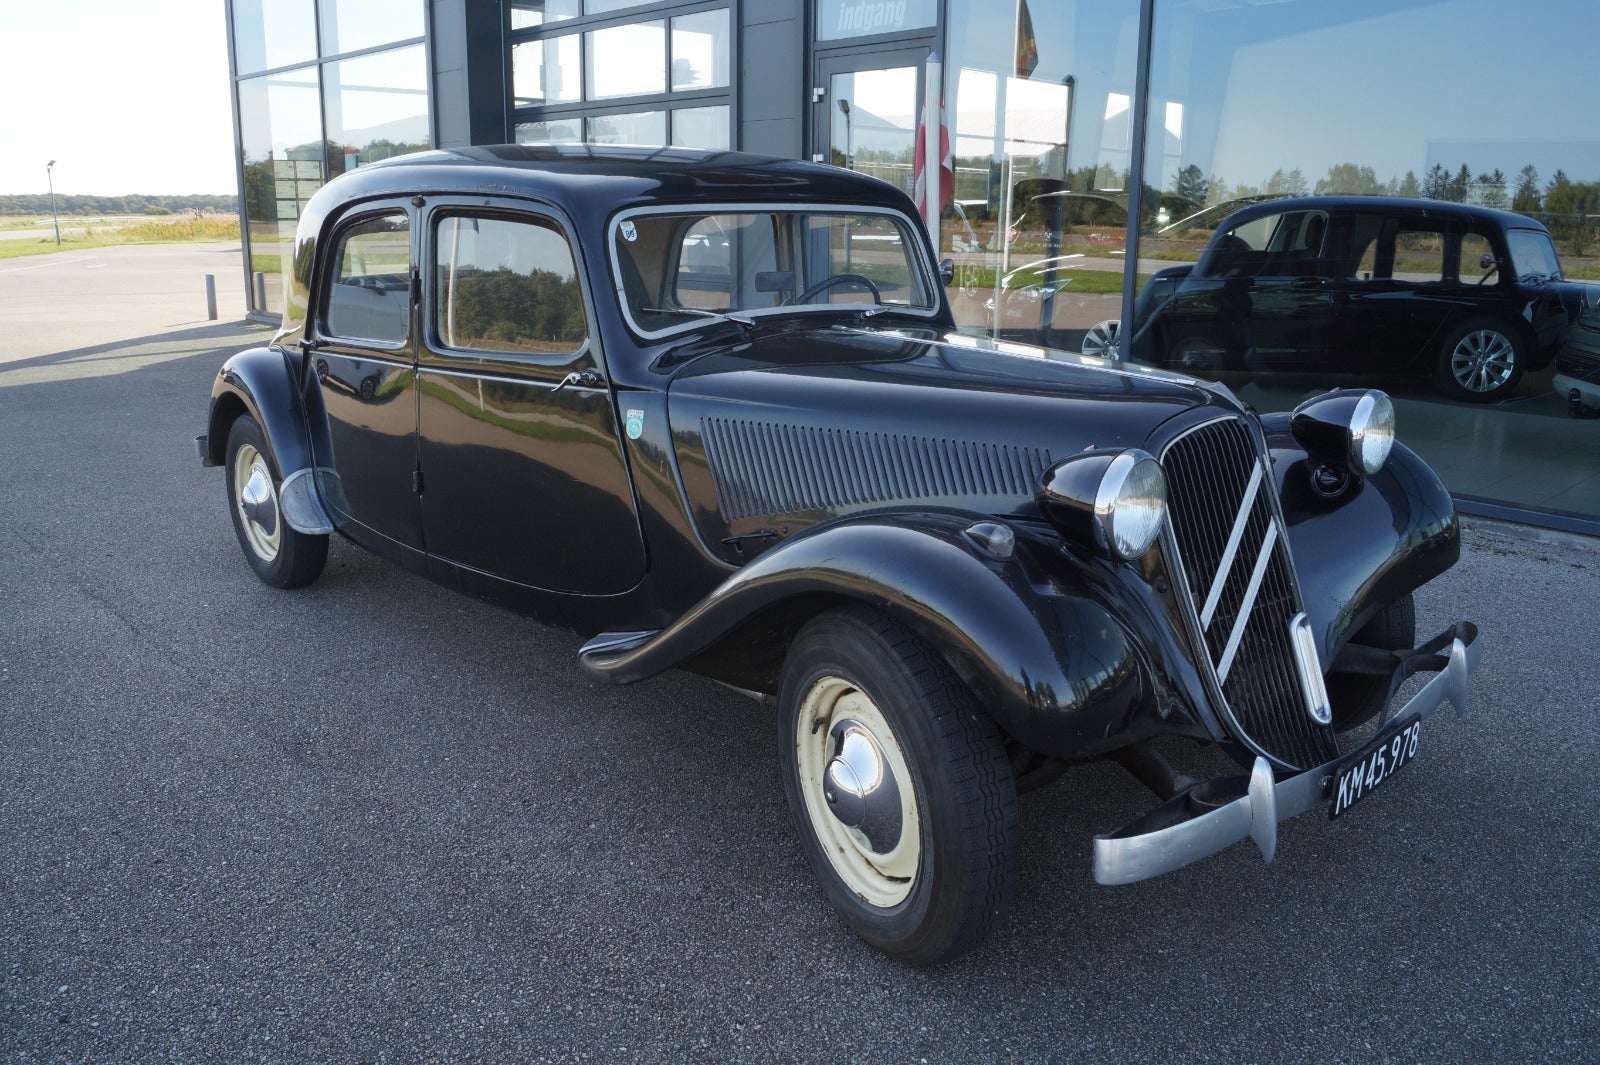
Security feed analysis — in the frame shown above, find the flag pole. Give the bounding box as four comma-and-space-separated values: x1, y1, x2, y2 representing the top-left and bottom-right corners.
924, 52, 941, 255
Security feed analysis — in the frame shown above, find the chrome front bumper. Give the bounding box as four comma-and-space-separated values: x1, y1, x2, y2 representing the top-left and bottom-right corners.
1093, 623, 1481, 886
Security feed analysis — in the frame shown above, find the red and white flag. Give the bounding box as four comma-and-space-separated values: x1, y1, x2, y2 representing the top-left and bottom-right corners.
911, 102, 953, 227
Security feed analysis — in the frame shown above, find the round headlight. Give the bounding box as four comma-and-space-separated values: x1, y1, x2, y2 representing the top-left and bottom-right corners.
1349, 391, 1394, 476
1095, 451, 1168, 560
1290, 388, 1396, 478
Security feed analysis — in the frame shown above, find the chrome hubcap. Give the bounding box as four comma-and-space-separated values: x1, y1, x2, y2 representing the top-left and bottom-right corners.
233, 443, 281, 563
1082, 319, 1120, 357
796, 676, 920, 907
1450, 330, 1515, 393
823, 721, 904, 854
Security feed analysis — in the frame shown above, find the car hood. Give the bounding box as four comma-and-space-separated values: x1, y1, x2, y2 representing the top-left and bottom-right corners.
664, 323, 1234, 562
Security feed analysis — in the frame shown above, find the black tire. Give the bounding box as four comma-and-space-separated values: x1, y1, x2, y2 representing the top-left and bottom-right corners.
1433, 317, 1525, 402
224, 414, 328, 589
1327, 595, 1415, 732
777, 606, 1019, 966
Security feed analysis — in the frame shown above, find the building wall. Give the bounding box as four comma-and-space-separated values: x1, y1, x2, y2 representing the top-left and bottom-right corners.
225, 0, 1600, 533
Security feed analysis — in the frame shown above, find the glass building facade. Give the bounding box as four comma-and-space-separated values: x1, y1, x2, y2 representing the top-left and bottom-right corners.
225, 0, 1600, 533
229, 0, 429, 317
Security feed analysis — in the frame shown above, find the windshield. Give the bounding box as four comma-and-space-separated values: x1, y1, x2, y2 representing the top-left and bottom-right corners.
611, 208, 936, 335
1506, 228, 1563, 280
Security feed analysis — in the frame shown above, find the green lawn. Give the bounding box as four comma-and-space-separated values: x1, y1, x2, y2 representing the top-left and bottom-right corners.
0, 217, 240, 261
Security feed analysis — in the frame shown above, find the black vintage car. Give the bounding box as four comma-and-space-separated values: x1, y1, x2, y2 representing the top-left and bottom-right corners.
199, 147, 1480, 965
1117, 196, 1586, 402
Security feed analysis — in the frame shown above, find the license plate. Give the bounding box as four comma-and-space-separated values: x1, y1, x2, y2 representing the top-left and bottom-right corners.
1329, 717, 1422, 819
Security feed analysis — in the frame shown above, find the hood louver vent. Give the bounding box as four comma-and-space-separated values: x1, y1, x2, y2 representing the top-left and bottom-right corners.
701, 417, 1052, 521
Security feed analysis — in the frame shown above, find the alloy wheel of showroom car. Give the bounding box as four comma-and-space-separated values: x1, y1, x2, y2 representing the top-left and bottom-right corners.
778, 607, 1018, 966
225, 415, 328, 589
1081, 319, 1120, 357
1435, 318, 1525, 402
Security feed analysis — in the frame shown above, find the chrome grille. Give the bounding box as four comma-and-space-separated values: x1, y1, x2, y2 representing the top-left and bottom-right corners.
1161, 417, 1339, 770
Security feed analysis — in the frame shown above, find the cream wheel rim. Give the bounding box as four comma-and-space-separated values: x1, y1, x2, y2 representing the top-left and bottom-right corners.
232, 442, 282, 563
795, 675, 920, 908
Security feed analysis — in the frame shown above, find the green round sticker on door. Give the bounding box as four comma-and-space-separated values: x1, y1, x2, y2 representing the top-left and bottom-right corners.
625, 408, 644, 439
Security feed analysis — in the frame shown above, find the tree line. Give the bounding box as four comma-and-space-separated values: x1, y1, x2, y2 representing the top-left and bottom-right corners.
0, 193, 239, 217
1176, 161, 1600, 217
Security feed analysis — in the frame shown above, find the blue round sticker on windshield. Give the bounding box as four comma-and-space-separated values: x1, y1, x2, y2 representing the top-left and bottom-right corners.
620, 221, 637, 242
625, 408, 644, 439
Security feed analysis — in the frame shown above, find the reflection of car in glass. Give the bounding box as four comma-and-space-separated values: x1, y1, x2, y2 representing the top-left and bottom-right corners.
1112, 197, 1588, 402
198, 147, 1480, 965
1554, 290, 1600, 415
983, 254, 1080, 328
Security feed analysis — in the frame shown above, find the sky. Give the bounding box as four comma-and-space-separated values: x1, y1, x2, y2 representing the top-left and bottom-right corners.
1156, 0, 1600, 196
0, 0, 237, 195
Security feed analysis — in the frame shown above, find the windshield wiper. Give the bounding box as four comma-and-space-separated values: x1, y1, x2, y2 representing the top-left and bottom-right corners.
642, 306, 755, 327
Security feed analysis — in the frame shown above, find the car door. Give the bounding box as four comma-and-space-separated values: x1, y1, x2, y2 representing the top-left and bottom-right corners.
304, 200, 424, 558
1242, 208, 1334, 370
416, 199, 646, 595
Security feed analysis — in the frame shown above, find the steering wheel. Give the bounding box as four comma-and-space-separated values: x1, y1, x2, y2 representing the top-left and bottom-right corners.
785, 272, 882, 306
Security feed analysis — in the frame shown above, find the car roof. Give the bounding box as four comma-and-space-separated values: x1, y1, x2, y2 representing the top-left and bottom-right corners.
322, 144, 914, 211
1219, 195, 1551, 232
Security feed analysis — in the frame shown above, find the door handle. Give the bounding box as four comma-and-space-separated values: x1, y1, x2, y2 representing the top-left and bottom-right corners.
551, 369, 605, 393
1290, 277, 1325, 290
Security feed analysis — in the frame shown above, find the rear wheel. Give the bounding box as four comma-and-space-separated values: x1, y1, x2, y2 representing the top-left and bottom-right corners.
1328, 595, 1415, 732
778, 607, 1018, 966
225, 414, 328, 589
1433, 318, 1524, 402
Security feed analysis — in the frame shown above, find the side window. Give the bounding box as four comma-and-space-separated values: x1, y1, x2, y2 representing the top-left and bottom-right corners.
1392, 224, 1446, 284
324, 213, 412, 344
1458, 230, 1497, 282
435, 214, 588, 355
1202, 212, 1279, 278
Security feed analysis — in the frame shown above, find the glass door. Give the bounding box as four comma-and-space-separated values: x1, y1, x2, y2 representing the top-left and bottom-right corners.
814, 48, 929, 202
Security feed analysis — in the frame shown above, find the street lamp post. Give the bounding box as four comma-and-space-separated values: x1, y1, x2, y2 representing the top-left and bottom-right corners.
46, 160, 60, 245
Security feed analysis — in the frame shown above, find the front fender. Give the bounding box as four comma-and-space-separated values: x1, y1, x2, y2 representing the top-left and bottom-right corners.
203, 345, 333, 535
579, 512, 1154, 760
1264, 413, 1459, 663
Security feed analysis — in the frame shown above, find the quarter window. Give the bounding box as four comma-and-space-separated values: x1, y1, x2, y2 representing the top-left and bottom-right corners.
324, 213, 411, 344
435, 214, 588, 355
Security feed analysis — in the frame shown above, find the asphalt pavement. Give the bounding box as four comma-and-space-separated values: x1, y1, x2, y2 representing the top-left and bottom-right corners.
1, 248, 1598, 1062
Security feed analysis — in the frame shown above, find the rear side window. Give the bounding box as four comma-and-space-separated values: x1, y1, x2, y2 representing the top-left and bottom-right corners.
1393, 224, 1446, 283
324, 213, 411, 344
435, 214, 588, 355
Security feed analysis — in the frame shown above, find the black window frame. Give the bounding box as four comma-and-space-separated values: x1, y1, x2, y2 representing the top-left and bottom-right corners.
317, 206, 416, 350
426, 204, 595, 364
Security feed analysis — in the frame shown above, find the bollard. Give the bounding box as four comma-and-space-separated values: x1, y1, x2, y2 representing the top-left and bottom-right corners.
204, 274, 218, 321
253, 271, 267, 311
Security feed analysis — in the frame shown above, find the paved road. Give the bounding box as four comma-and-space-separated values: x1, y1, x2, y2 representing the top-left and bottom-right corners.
2, 318, 1598, 1061
0, 242, 248, 365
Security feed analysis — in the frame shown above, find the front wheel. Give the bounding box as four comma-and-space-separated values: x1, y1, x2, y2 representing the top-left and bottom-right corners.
225, 414, 328, 589
778, 607, 1019, 966
1433, 318, 1524, 402
1081, 319, 1120, 357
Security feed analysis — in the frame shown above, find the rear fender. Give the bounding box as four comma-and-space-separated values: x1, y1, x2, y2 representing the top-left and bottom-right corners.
1263, 413, 1459, 663
579, 512, 1155, 760
204, 345, 333, 535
